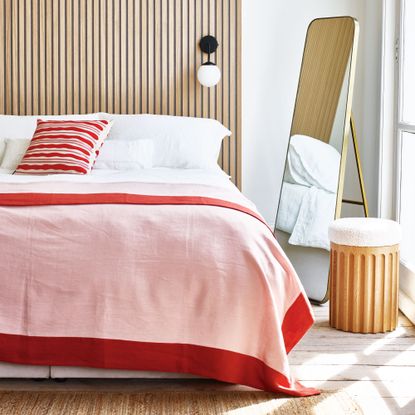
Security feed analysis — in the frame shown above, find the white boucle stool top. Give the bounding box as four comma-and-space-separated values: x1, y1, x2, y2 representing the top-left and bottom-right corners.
328, 218, 402, 247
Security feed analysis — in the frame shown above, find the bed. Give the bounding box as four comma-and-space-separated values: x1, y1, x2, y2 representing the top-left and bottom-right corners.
0, 114, 317, 397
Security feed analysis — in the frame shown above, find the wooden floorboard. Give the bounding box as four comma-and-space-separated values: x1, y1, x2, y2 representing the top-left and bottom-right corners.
289, 305, 415, 415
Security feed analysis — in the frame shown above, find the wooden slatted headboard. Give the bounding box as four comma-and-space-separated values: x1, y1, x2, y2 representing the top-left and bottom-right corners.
0, 0, 242, 187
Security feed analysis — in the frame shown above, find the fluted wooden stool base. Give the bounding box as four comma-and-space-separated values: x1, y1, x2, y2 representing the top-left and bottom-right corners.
329, 243, 399, 333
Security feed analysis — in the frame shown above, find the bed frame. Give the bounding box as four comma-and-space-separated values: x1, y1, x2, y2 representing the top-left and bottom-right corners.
0, 362, 202, 379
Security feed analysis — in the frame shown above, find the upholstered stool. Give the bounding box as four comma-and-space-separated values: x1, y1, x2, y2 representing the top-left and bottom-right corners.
328, 218, 402, 333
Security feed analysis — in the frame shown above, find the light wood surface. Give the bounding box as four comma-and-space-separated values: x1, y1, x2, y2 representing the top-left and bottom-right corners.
330, 243, 400, 333
0, 306, 413, 414
290, 17, 355, 143
291, 306, 415, 415
0, 0, 241, 187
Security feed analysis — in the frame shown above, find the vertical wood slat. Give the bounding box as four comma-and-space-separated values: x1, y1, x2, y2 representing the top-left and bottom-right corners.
127, 0, 134, 113
181, 0, 188, 117
65, 0, 73, 114
147, 0, 154, 114
52, 0, 59, 114
25, 0, 32, 114
59, 0, 66, 114
187, 0, 195, 117
72, 0, 80, 114
79, 0, 87, 114
18, 0, 26, 114
153, 0, 161, 114
31, 0, 39, 114
112, 0, 120, 113
39, 0, 46, 114
174, 0, 181, 115
11, 0, 19, 114
92, 0, 100, 112
4, 1, 10, 113
140, 0, 148, 114
167, 0, 174, 114
161, 0, 168, 115
0, 0, 241, 188
119, 0, 127, 114
133, 0, 140, 113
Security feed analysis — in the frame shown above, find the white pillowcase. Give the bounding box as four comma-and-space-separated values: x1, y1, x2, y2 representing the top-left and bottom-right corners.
0, 113, 103, 139
286, 134, 341, 193
94, 140, 154, 170
98, 113, 231, 169
0, 139, 31, 170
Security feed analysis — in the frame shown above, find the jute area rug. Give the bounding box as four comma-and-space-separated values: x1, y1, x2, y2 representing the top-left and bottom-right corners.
0, 390, 362, 414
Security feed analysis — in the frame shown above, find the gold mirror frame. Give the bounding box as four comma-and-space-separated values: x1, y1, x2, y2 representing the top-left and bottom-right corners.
275, 17, 363, 304
335, 18, 360, 222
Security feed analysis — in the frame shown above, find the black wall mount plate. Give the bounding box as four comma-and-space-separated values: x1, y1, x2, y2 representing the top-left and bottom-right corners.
200, 35, 219, 54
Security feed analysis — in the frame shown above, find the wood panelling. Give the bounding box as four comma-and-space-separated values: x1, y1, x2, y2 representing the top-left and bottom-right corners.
0, 0, 241, 186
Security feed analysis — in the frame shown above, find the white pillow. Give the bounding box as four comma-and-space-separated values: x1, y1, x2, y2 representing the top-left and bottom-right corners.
98, 113, 231, 169
0, 139, 31, 170
286, 134, 341, 193
0, 113, 103, 139
94, 140, 154, 170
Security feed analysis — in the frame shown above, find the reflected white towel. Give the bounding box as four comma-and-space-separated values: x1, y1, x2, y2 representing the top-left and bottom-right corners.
288, 186, 336, 251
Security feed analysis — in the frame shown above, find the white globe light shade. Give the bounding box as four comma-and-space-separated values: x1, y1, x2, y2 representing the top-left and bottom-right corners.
197, 64, 221, 87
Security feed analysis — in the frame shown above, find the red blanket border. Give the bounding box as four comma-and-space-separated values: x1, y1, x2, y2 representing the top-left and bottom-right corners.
0, 294, 317, 396
0, 192, 273, 233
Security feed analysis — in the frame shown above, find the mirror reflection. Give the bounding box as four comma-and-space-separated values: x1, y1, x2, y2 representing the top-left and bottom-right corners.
276, 133, 341, 250
274, 17, 358, 303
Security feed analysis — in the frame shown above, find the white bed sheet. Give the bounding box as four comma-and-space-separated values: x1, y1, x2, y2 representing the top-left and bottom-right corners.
0, 167, 234, 190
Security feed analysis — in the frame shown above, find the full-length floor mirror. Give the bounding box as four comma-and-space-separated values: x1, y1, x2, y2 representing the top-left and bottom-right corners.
274, 17, 359, 303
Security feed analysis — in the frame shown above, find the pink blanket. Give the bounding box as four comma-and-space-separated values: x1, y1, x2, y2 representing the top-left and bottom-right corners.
0, 181, 317, 396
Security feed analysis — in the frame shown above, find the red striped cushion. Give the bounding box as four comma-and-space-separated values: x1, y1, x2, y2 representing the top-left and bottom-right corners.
16, 119, 112, 175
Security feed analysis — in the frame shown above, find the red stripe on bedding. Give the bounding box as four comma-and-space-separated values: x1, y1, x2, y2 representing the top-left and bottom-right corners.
282, 293, 315, 353
0, 294, 318, 397
0, 192, 272, 232
15, 119, 111, 175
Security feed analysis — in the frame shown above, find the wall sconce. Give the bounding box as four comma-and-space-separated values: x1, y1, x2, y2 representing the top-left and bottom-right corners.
197, 35, 221, 88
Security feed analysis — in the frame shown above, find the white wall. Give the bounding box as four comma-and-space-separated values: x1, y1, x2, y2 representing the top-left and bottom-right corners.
242, 0, 383, 225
